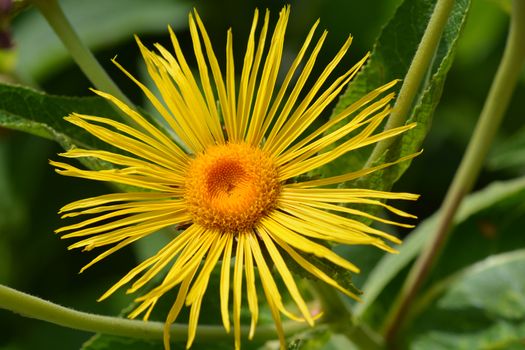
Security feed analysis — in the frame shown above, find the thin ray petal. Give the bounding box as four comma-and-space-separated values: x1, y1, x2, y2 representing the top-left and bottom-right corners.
233, 233, 245, 350
243, 233, 259, 339
98, 226, 196, 301
163, 265, 199, 349
236, 9, 259, 140
273, 236, 361, 301
265, 39, 363, 156
59, 192, 176, 213
166, 26, 224, 143
277, 92, 394, 166
186, 233, 227, 348
220, 234, 233, 333
91, 89, 187, 158
247, 233, 287, 349
245, 6, 290, 144
277, 79, 399, 164
262, 216, 360, 273
258, 228, 313, 325
287, 151, 421, 188
191, 11, 231, 141
247, 233, 304, 322
255, 19, 321, 146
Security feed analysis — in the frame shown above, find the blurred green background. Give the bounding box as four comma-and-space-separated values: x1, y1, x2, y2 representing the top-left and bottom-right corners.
1, 0, 523, 349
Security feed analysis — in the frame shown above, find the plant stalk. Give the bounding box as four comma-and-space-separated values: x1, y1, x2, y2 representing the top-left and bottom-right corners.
383, 0, 525, 344
30, 0, 132, 107
0, 284, 308, 343
366, 0, 455, 167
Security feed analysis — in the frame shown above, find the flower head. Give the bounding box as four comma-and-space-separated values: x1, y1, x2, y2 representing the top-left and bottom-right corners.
51, 6, 418, 350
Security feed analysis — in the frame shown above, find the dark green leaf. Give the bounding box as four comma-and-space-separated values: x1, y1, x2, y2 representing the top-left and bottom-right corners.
287, 328, 331, 350
325, 0, 471, 191
81, 333, 237, 350
0, 83, 116, 146
309, 256, 362, 298
0, 82, 174, 177
81, 334, 163, 350
287, 327, 356, 350
0, 82, 126, 171
282, 248, 362, 298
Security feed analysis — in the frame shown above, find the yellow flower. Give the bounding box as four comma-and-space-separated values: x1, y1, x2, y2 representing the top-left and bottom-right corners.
51, 6, 418, 350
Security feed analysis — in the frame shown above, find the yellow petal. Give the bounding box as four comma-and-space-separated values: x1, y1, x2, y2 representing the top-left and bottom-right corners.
272, 236, 361, 301
98, 226, 196, 301
261, 216, 360, 273
245, 6, 289, 145
243, 233, 259, 339
246, 231, 304, 322
185, 233, 227, 348
233, 232, 245, 350
58, 192, 175, 213
247, 232, 287, 348
163, 265, 198, 350
287, 151, 421, 188
258, 227, 313, 325
220, 234, 234, 333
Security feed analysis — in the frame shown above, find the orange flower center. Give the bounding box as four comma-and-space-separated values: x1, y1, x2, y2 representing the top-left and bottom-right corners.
184, 143, 281, 232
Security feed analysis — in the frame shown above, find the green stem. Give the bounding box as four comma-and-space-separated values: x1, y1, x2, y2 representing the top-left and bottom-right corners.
29, 0, 132, 107
0, 284, 308, 343
365, 0, 454, 167
383, 0, 525, 345
313, 282, 384, 350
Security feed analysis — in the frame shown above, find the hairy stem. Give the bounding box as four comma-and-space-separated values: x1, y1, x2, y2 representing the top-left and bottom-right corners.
30, 0, 132, 106
383, 0, 525, 344
0, 284, 308, 343
365, 0, 454, 166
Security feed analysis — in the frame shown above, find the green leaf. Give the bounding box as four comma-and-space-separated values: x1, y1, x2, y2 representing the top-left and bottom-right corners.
287, 327, 356, 350
0, 83, 116, 145
409, 249, 525, 350
0, 82, 126, 170
308, 256, 363, 298
13, 0, 190, 81
282, 246, 362, 299
325, 0, 471, 190
0, 82, 174, 176
487, 124, 525, 173
355, 176, 525, 317
81, 333, 236, 350
287, 328, 332, 350
81, 334, 163, 350
436, 251, 525, 319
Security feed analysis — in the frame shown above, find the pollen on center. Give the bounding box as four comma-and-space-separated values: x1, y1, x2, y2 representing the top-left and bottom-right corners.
184, 142, 281, 232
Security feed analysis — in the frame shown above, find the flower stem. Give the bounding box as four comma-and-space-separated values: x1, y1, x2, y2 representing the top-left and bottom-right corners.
0, 284, 308, 343
382, 1, 525, 345
365, 0, 454, 167
29, 0, 132, 107
313, 282, 383, 350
